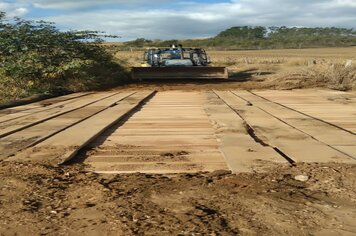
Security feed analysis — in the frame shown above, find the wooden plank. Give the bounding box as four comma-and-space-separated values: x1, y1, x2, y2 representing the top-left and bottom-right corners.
0, 92, 91, 122
0, 92, 118, 138
83, 91, 228, 174
214, 90, 355, 164
95, 136, 217, 147
204, 91, 287, 173
85, 153, 223, 163
233, 90, 356, 159
8, 91, 155, 164
84, 147, 220, 156
0, 92, 135, 159
255, 89, 356, 133
333, 146, 356, 158
88, 162, 228, 174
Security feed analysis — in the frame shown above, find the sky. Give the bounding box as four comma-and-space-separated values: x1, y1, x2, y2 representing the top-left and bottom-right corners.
1, 0, 356, 41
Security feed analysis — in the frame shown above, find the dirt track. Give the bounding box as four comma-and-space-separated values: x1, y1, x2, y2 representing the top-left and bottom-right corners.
0, 161, 355, 235
0, 88, 355, 235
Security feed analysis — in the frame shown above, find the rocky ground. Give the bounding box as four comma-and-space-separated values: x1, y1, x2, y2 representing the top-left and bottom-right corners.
0, 161, 355, 235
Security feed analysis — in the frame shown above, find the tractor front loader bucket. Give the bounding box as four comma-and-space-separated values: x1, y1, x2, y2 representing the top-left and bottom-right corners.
131, 67, 228, 80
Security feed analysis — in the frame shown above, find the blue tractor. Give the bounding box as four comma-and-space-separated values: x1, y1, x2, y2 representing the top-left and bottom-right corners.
132, 45, 228, 80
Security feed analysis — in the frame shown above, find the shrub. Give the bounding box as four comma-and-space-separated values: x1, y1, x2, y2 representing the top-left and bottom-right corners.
0, 12, 127, 102
302, 64, 356, 90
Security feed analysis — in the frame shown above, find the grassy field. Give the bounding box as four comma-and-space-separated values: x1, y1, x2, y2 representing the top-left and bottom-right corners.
115, 47, 356, 90
210, 47, 356, 58
115, 47, 356, 66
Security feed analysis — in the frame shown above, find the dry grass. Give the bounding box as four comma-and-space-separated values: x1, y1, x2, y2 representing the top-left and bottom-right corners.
301, 64, 356, 90
115, 51, 143, 67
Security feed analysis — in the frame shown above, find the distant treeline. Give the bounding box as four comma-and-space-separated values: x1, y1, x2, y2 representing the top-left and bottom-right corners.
120, 26, 356, 50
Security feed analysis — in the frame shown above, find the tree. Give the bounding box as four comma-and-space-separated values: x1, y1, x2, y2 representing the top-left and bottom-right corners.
0, 11, 125, 101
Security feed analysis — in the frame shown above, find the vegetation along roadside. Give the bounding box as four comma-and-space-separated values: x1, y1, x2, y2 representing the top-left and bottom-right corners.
0, 12, 128, 103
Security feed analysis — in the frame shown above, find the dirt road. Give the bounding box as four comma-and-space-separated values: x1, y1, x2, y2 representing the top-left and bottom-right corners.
0, 88, 355, 235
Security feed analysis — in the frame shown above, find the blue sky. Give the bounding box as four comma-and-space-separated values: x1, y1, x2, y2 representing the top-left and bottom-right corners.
1, 0, 356, 41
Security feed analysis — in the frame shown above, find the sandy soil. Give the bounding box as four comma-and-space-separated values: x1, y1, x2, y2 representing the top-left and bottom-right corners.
0, 161, 355, 235
109, 77, 283, 92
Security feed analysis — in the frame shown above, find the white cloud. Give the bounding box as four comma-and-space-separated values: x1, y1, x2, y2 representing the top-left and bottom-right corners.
14, 7, 28, 15
0, 2, 28, 17
326, 0, 356, 7
1, 0, 356, 40
30, 0, 176, 10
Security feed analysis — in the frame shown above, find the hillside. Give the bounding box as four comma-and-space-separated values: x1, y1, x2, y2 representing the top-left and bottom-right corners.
117, 26, 356, 50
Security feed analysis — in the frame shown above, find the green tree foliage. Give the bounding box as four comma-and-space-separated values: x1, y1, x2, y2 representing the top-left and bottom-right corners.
126, 38, 153, 47
217, 26, 267, 39
0, 12, 126, 101
121, 26, 356, 50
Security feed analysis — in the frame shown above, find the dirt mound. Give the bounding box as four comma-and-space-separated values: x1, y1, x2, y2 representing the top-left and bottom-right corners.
0, 161, 355, 235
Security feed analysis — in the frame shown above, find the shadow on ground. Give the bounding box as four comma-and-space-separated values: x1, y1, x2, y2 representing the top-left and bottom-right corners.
229, 69, 273, 82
